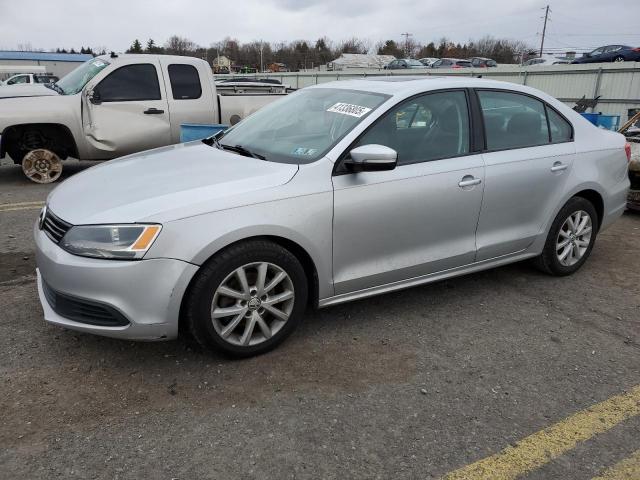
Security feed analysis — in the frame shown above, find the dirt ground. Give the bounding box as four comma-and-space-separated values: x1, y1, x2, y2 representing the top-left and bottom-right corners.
0, 161, 638, 479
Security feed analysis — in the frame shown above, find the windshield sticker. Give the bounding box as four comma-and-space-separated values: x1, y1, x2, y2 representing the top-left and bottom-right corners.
92, 59, 106, 67
327, 103, 372, 118
292, 147, 318, 156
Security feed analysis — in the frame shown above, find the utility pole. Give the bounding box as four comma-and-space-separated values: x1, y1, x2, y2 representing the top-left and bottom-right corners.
401, 32, 413, 58
539, 5, 550, 58
260, 41, 264, 73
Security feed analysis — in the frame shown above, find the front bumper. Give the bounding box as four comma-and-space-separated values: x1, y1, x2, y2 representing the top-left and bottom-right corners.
35, 225, 199, 341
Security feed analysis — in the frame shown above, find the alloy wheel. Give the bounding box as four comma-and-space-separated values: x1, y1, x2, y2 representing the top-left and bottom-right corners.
22, 149, 62, 184
556, 210, 592, 266
210, 262, 295, 347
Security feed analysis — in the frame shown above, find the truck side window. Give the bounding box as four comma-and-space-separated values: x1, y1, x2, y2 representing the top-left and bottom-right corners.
168, 64, 202, 100
96, 64, 161, 102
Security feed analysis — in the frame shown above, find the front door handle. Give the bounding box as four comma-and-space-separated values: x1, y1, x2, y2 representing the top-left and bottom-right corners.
144, 108, 164, 115
551, 162, 568, 172
458, 176, 482, 188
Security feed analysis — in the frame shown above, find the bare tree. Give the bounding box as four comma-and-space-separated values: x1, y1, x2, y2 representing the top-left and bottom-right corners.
164, 35, 197, 56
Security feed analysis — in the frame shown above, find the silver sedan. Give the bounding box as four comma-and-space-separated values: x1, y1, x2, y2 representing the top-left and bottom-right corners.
35, 77, 631, 356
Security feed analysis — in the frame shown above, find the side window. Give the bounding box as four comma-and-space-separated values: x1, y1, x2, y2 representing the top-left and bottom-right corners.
354, 90, 470, 165
432, 60, 442, 67
8, 75, 29, 84
168, 64, 202, 100
478, 90, 550, 150
96, 64, 161, 102
547, 107, 572, 143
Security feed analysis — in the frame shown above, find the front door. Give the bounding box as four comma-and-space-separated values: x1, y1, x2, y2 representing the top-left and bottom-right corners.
83, 60, 170, 159
474, 89, 576, 261
332, 90, 485, 294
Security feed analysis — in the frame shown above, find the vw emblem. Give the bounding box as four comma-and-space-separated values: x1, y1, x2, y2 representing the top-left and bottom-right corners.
38, 205, 47, 230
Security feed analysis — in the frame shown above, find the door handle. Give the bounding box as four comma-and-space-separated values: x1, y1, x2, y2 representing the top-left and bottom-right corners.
458, 176, 482, 188
144, 108, 164, 114
551, 162, 568, 172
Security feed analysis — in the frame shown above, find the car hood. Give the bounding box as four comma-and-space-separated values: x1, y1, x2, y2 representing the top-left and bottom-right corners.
47, 142, 300, 225
0, 84, 57, 98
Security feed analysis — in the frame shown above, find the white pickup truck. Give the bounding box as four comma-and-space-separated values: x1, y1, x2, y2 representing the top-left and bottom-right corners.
0, 54, 288, 183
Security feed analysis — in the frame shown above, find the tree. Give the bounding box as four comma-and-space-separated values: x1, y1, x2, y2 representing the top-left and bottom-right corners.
164, 35, 197, 56
126, 39, 143, 54
377, 40, 403, 58
145, 39, 163, 54
337, 37, 370, 55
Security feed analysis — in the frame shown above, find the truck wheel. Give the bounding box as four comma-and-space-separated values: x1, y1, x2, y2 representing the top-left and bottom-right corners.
21, 149, 63, 184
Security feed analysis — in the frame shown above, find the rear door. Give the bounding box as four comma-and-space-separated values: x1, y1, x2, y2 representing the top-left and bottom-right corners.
474, 89, 576, 261
332, 90, 485, 294
158, 59, 217, 143
83, 59, 170, 158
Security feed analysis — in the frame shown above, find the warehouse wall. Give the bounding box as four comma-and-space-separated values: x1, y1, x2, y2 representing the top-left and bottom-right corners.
0, 59, 84, 78
218, 63, 640, 123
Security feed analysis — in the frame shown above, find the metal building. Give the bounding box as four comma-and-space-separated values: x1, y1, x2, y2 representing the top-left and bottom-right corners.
0, 51, 94, 78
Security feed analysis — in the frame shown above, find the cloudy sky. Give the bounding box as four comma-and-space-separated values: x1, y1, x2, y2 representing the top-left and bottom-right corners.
1, 0, 638, 55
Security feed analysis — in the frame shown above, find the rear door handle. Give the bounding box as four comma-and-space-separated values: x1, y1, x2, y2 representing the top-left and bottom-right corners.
144, 108, 164, 114
458, 176, 482, 188
551, 162, 568, 172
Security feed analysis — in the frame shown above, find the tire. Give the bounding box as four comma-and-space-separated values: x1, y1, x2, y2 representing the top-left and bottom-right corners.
184, 240, 308, 357
533, 197, 598, 276
613, 55, 625, 62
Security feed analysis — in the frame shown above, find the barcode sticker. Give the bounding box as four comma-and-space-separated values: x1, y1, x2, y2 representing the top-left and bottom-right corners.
327, 103, 372, 118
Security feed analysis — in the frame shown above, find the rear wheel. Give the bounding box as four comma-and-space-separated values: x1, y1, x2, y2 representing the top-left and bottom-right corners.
613, 55, 625, 62
184, 240, 308, 357
534, 197, 598, 276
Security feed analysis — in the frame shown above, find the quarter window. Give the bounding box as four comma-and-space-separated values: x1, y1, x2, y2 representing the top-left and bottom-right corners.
547, 107, 572, 142
478, 90, 550, 150
96, 64, 161, 102
168, 64, 202, 100
354, 90, 470, 165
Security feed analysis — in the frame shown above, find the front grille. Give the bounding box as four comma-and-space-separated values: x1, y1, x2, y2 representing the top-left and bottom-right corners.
42, 280, 130, 327
42, 209, 72, 244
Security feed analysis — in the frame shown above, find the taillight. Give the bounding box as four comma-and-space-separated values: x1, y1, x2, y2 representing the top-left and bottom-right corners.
625, 143, 631, 162
633, 48, 640, 52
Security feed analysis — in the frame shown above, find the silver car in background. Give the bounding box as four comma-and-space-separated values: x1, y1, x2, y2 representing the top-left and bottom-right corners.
35, 77, 630, 357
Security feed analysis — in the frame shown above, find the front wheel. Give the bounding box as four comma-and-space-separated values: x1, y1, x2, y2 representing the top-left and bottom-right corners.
184, 241, 308, 357
534, 197, 598, 276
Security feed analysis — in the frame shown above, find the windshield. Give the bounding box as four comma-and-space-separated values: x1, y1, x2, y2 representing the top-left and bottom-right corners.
217, 88, 390, 164
55, 58, 110, 95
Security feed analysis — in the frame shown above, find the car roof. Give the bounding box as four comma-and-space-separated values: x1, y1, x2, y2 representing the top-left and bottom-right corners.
308, 76, 543, 96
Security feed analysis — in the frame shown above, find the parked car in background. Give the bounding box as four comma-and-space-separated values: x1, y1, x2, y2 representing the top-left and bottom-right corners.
34, 77, 630, 357
470, 57, 497, 68
0, 54, 288, 183
523, 57, 570, 67
384, 59, 428, 70
418, 57, 439, 67
430, 58, 471, 69
1, 73, 59, 86
572, 45, 640, 64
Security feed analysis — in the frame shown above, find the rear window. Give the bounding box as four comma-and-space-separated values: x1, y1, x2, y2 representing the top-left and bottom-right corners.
457, 61, 471, 67
168, 64, 202, 100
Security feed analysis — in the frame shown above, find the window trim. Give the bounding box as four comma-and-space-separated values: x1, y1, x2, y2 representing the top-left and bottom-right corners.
96, 63, 162, 103
333, 88, 476, 175
473, 88, 574, 155
167, 63, 202, 100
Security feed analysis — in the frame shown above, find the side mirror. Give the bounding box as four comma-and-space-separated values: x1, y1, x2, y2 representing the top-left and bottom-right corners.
87, 88, 101, 105
345, 144, 397, 173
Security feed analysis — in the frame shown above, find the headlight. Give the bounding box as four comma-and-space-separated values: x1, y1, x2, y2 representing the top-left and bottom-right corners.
60, 224, 161, 260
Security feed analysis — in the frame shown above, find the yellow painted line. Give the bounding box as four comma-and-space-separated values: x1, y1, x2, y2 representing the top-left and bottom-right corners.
442, 385, 640, 480
0, 201, 44, 212
592, 450, 640, 480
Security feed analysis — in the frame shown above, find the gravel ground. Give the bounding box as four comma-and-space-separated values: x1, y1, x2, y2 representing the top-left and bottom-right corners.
0, 162, 639, 479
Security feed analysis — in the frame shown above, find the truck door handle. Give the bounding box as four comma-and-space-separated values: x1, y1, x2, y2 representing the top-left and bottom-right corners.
144, 108, 164, 115
551, 162, 568, 172
458, 176, 482, 188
